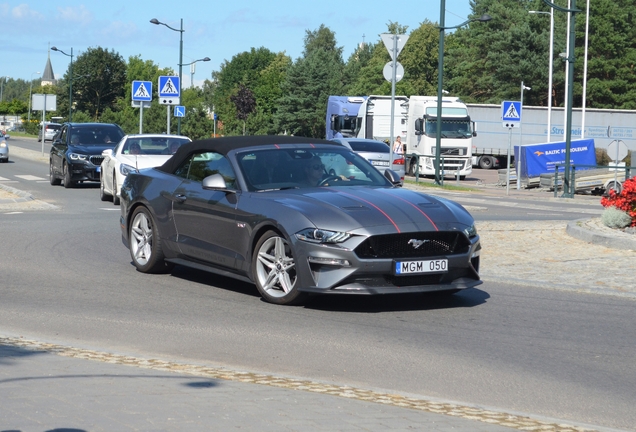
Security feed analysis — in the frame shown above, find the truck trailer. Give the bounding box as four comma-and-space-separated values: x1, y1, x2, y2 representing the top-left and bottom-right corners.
468, 103, 636, 169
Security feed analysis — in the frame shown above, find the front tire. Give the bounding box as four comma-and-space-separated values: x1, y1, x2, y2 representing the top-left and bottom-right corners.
63, 162, 75, 188
99, 174, 112, 201
252, 230, 305, 305
129, 206, 173, 273
49, 160, 61, 185
112, 174, 120, 205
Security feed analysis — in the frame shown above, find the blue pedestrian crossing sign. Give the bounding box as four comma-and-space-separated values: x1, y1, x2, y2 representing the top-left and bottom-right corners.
501, 101, 522, 128
132, 81, 152, 101
158, 76, 180, 105
174, 106, 185, 118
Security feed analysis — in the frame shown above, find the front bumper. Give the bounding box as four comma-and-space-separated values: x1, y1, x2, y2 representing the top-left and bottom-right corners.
294, 233, 481, 295
68, 162, 101, 182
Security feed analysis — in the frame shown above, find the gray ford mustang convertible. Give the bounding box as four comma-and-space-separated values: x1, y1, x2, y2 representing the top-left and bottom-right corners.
120, 135, 481, 305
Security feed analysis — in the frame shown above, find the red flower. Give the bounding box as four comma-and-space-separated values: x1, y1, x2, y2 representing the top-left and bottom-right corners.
601, 178, 636, 227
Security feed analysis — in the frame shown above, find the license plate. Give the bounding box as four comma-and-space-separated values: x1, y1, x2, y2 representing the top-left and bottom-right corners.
395, 259, 448, 275
372, 160, 390, 167
96, 166, 101, 173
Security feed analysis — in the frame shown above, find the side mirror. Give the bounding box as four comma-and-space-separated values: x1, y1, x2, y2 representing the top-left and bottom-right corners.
102, 149, 113, 157
383, 169, 403, 186
202, 173, 236, 193
414, 118, 423, 135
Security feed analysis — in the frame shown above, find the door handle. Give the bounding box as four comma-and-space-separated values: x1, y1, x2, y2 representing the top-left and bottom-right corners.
174, 194, 187, 203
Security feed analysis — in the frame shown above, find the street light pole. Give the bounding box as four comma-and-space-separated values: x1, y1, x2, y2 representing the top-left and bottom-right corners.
435, 4, 491, 184
541, 0, 581, 198
51, 46, 74, 122
529, 10, 554, 142
28, 71, 41, 124
150, 18, 185, 135
0, 76, 7, 102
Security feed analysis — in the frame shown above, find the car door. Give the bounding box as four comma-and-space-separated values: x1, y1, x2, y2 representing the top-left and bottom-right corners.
171, 151, 243, 269
50, 125, 69, 176
102, 137, 125, 195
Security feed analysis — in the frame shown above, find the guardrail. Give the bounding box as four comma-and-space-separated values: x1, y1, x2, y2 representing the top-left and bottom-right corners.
406, 153, 465, 186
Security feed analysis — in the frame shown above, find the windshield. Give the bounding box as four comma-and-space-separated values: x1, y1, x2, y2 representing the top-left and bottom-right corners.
424, 119, 472, 139
237, 147, 391, 191
70, 125, 124, 145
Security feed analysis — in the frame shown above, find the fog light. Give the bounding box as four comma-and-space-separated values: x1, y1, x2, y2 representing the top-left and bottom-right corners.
308, 256, 351, 267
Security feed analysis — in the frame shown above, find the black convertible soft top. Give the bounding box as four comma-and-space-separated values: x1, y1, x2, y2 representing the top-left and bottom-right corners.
157, 135, 340, 174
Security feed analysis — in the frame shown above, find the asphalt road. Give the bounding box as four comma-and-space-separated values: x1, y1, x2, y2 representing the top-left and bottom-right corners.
1, 137, 635, 431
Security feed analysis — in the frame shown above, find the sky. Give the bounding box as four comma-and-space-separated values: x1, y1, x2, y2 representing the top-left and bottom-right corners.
2, 0, 473, 88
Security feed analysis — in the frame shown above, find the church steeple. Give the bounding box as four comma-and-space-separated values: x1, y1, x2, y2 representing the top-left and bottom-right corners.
41, 44, 56, 86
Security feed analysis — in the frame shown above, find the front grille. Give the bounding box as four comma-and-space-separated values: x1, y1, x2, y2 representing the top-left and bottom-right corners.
90, 156, 104, 166
355, 231, 469, 259
438, 158, 466, 168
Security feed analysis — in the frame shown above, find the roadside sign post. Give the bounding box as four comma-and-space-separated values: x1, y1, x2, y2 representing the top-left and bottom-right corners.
502, 101, 522, 195
158, 76, 181, 134
32, 94, 57, 155
132, 81, 152, 134
381, 33, 408, 164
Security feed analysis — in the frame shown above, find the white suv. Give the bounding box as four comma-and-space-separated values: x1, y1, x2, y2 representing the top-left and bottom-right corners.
38, 122, 62, 142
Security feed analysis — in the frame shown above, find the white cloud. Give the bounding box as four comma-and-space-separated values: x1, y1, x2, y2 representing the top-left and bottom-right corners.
56, 5, 92, 24
5, 3, 44, 20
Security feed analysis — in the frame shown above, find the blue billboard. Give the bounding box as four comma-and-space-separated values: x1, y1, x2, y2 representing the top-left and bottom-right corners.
514, 139, 596, 178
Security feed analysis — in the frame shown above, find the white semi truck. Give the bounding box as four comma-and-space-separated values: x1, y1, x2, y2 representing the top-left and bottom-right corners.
468, 103, 636, 169
404, 96, 475, 178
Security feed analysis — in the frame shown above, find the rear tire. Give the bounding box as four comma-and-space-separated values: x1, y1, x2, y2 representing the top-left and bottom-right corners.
606, 181, 622, 195
129, 206, 173, 273
478, 156, 494, 170
252, 230, 306, 305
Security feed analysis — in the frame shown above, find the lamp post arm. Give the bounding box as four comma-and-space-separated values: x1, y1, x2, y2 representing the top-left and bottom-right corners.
541, 0, 581, 13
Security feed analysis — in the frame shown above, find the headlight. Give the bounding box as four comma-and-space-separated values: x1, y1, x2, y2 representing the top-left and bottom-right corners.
119, 163, 137, 176
296, 228, 350, 244
464, 224, 477, 238
0, 142, 6, 148
69, 152, 88, 161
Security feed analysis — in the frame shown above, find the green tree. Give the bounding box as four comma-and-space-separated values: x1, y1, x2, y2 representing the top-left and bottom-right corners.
56, 47, 127, 121
209, 47, 282, 136
574, 0, 636, 109
230, 84, 256, 135
346, 22, 417, 97
274, 25, 345, 137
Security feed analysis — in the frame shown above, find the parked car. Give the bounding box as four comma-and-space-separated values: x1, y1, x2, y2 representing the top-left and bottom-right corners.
100, 134, 191, 205
331, 138, 405, 185
0, 137, 8, 162
49, 123, 125, 188
120, 135, 481, 306
38, 122, 62, 142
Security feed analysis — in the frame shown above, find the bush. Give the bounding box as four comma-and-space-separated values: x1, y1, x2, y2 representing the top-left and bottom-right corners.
600, 177, 636, 227
601, 207, 632, 229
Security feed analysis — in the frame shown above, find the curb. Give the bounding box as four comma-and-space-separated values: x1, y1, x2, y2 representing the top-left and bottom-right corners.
0, 183, 33, 203
567, 218, 636, 251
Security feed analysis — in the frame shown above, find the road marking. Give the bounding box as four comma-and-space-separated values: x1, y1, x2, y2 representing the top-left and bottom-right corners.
0, 335, 601, 432
15, 175, 46, 181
